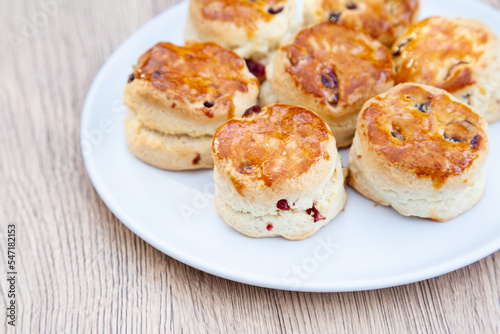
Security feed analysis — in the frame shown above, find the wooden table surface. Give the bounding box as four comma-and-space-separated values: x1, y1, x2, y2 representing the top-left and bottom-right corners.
2, 0, 500, 332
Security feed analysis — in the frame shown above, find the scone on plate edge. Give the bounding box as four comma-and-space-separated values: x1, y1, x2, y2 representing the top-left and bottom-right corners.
123, 41, 259, 170
348, 83, 489, 222
185, 0, 297, 65
303, 0, 420, 46
393, 16, 500, 123
265, 22, 395, 148
212, 104, 347, 240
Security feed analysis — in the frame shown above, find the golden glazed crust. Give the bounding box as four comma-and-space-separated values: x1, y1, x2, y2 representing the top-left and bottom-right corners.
358, 84, 488, 188
129, 41, 259, 121
393, 17, 490, 93
270, 23, 395, 147
194, 0, 289, 30
271, 22, 395, 143
282, 23, 394, 118
213, 104, 333, 196
305, 0, 419, 45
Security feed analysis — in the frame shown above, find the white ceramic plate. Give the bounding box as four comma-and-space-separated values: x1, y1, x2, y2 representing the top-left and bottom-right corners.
81, 0, 500, 292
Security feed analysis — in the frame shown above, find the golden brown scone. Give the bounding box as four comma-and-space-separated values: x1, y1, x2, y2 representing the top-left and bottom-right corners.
212, 104, 347, 240
303, 0, 419, 46
393, 17, 500, 123
123, 41, 259, 170
348, 83, 489, 222
185, 0, 297, 64
267, 22, 395, 147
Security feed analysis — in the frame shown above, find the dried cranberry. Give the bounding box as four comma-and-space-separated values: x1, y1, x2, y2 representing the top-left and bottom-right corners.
242, 105, 262, 118
346, 1, 358, 9
204, 101, 215, 108
327, 93, 339, 107
192, 154, 201, 165
328, 11, 342, 23
446, 61, 469, 79
268, 6, 284, 14
391, 127, 405, 141
470, 134, 480, 149
443, 134, 463, 143
277, 199, 290, 211
321, 70, 338, 89
321, 68, 339, 107
392, 38, 412, 57
416, 101, 431, 113
245, 58, 266, 81
239, 162, 254, 173
128, 74, 135, 83
266, 224, 274, 231
306, 206, 325, 223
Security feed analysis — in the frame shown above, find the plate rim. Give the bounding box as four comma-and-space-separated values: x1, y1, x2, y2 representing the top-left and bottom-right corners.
81, 0, 500, 292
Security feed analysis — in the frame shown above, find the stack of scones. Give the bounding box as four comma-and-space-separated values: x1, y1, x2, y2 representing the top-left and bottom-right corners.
123, 0, 499, 240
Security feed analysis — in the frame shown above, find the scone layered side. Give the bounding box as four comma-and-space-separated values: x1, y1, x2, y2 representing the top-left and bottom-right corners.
215, 156, 347, 240
348, 83, 489, 221
124, 110, 213, 170
349, 135, 487, 222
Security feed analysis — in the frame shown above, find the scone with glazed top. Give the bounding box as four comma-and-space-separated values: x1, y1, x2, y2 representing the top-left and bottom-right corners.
185, 0, 296, 68
393, 17, 500, 123
265, 22, 395, 147
123, 41, 259, 170
303, 0, 419, 46
212, 104, 347, 240
348, 83, 489, 222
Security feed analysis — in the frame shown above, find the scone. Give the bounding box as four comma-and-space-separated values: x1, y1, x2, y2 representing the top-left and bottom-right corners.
267, 22, 395, 147
212, 104, 347, 240
185, 0, 297, 68
393, 17, 500, 123
123, 41, 259, 170
303, 0, 419, 46
348, 83, 489, 222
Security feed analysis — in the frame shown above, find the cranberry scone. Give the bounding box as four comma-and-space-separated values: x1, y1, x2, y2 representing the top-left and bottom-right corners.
348, 83, 489, 221
123, 41, 259, 170
212, 104, 347, 240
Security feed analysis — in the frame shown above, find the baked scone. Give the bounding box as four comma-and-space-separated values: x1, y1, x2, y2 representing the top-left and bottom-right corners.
212, 104, 347, 240
393, 17, 500, 123
185, 0, 296, 66
123, 41, 259, 170
348, 83, 489, 222
303, 0, 419, 46
267, 22, 395, 147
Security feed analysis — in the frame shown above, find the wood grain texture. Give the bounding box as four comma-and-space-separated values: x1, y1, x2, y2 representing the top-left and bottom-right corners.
1, 0, 499, 332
